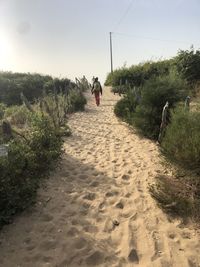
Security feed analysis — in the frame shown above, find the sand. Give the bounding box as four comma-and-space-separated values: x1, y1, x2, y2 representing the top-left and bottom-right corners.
0, 88, 200, 267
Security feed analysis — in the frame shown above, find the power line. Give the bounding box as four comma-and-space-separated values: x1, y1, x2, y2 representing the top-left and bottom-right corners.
112, 31, 199, 46
113, 0, 135, 32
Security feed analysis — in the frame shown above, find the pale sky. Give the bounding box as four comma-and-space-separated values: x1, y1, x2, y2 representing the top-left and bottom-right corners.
0, 0, 200, 83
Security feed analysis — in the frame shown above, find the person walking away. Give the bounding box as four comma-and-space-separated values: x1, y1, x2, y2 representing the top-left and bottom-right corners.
91, 77, 102, 106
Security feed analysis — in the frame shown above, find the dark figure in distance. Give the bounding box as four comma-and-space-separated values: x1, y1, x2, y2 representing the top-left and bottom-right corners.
91, 77, 102, 106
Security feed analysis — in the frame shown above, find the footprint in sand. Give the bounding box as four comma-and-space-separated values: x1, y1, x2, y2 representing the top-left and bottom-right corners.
83, 192, 96, 201
151, 231, 164, 261
79, 202, 90, 215
121, 174, 130, 181
83, 224, 98, 233
73, 237, 87, 250
90, 181, 99, 187
125, 192, 132, 198
41, 214, 54, 222
85, 251, 104, 266
128, 248, 139, 264
168, 232, 177, 239
67, 227, 79, 237
98, 201, 106, 212
79, 174, 88, 180
26, 244, 36, 251
115, 200, 124, 209
105, 190, 119, 198
39, 240, 57, 251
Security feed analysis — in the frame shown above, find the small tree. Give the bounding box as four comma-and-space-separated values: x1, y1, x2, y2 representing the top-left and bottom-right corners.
176, 47, 200, 85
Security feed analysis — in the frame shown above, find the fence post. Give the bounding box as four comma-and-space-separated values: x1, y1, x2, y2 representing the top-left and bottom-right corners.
158, 101, 169, 143
185, 96, 191, 111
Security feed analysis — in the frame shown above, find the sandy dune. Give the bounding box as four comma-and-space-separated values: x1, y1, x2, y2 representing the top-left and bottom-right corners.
0, 88, 200, 267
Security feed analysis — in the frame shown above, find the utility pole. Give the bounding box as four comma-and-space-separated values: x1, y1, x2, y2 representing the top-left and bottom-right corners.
109, 32, 113, 73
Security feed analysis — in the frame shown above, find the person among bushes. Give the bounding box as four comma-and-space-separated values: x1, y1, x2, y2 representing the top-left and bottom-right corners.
91, 77, 102, 106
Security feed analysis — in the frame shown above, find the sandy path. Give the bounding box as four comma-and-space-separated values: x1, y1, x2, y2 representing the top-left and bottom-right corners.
0, 88, 200, 267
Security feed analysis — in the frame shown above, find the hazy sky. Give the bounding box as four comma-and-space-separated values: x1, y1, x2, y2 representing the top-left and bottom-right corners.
0, 0, 200, 82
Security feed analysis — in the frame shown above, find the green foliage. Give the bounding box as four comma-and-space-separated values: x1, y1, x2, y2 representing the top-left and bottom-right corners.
4, 105, 30, 127
40, 93, 69, 129
0, 103, 6, 120
0, 112, 63, 227
68, 90, 87, 112
114, 89, 138, 119
29, 113, 63, 167
111, 85, 126, 95
0, 141, 38, 224
132, 73, 186, 139
162, 108, 200, 170
0, 72, 76, 106
176, 47, 200, 84
105, 60, 172, 87
0, 75, 88, 228
114, 98, 131, 118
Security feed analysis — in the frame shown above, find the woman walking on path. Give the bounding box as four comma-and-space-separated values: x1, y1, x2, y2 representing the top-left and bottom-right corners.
91, 77, 102, 106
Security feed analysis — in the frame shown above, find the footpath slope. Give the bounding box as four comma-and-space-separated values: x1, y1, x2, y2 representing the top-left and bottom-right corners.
0, 88, 200, 267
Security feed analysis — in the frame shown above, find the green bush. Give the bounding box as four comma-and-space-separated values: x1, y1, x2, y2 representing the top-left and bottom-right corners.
162, 108, 200, 170
114, 98, 131, 118
111, 85, 127, 95
0, 73, 88, 228
0, 112, 63, 227
0, 103, 6, 120
114, 89, 138, 119
105, 60, 172, 87
28, 113, 63, 170
133, 73, 186, 139
175, 47, 200, 85
0, 140, 38, 224
69, 90, 87, 112
4, 105, 30, 127
0, 72, 77, 106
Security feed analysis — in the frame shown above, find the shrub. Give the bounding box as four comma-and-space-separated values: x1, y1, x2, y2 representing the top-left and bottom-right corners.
114, 98, 131, 118
0, 74, 88, 228
133, 72, 186, 139
105, 60, 172, 87
114, 89, 138, 119
0, 72, 77, 106
69, 90, 87, 112
0, 140, 38, 225
111, 85, 127, 95
0, 103, 6, 120
161, 107, 200, 170
4, 105, 30, 127
0, 112, 63, 227
175, 47, 200, 85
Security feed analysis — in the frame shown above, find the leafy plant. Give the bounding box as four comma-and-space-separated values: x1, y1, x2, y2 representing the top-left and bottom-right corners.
162, 107, 200, 170
68, 90, 87, 112
133, 72, 186, 139
175, 47, 200, 85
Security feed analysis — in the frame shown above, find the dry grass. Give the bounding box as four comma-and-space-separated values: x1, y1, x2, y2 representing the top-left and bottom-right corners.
149, 172, 200, 222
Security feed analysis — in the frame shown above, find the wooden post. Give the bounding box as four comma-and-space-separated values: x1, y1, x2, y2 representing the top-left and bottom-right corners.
158, 101, 169, 143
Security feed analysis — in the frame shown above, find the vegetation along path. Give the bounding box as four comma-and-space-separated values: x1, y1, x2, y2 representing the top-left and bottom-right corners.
0, 88, 200, 267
